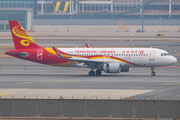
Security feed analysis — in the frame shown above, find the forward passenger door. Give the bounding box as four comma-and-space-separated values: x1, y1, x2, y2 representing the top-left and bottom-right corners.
149, 50, 155, 60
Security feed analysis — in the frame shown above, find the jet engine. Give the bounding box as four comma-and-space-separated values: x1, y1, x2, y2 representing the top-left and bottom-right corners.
103, 63, 121, 73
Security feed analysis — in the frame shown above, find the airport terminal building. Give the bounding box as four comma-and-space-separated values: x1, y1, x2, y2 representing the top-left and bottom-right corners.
0, 0, 36, 31
36, 0, 180, 18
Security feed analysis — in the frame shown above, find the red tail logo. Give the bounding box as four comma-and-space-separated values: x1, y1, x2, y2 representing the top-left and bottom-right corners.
9, 21, 41, 49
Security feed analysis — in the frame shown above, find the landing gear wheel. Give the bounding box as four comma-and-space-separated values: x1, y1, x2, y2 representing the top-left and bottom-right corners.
96, 70, 102, 76
151, 72, 156, 76
151, 67, 156, 76
89, 71, 95, 76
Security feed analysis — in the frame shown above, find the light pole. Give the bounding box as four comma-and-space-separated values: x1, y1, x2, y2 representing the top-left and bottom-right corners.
142, 0, 144, 32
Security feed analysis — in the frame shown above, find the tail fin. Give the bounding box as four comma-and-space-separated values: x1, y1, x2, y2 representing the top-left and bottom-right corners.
9, 21, 41, 49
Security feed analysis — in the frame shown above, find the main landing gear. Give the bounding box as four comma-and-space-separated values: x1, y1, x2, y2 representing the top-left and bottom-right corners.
89, 69, 102, 76
89, 71, 95, 76
151, 67, 156, 76
96, 69, 102, 76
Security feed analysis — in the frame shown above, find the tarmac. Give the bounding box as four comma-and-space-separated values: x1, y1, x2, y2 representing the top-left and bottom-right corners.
0, 59, 180, 100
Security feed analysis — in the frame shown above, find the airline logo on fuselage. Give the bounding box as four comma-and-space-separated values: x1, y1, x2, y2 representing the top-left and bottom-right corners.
139, 50, 144, 54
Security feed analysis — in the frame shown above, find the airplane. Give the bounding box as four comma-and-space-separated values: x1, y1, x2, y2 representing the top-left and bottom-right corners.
5, 21, 177, 76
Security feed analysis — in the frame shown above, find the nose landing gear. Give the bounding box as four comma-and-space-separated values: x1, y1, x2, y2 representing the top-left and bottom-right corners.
151, 67, 156, 76
151, 72, 156, 76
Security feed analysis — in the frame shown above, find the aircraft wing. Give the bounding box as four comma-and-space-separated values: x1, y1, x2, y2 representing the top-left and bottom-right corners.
69, 57, 107, 63
68, 57, 114, 68
52, 46, 65, 59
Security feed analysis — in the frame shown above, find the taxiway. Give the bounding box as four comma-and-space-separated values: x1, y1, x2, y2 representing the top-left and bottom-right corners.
0, 59, 179, 100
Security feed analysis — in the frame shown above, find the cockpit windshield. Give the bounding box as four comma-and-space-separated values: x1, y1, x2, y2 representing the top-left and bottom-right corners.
161, 53, 170, 56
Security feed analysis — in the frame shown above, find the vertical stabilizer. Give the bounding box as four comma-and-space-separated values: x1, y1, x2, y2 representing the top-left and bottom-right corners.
9, 21, 41, 49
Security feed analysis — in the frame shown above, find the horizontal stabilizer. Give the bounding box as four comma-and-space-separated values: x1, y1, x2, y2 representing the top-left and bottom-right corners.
5, 52, 29, 57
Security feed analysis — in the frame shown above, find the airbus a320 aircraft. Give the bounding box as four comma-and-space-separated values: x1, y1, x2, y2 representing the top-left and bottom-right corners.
6, 21, 177, 76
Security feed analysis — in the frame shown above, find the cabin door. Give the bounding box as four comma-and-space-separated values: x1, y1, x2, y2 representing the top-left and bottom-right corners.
149, 50, 155, 60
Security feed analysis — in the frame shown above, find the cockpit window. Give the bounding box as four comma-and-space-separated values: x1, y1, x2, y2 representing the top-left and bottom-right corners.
161, 53, 170, 56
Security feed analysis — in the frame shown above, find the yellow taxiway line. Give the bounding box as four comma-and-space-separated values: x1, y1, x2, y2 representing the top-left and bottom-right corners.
0, 93, 14, 96
74, 37, 80, 39
110, 37, 116, 39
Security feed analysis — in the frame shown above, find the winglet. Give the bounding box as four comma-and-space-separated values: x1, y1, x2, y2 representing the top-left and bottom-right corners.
85, 43, 90, 48
52, 46, 65, 58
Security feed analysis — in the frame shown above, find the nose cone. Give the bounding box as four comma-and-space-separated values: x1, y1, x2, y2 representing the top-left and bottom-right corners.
172, 56, 177, 64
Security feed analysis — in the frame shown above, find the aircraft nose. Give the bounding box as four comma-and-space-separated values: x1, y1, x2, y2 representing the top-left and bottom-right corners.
172, 56, 177, 64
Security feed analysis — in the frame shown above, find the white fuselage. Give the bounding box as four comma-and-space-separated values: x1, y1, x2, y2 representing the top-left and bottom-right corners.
57, 47, 177, 68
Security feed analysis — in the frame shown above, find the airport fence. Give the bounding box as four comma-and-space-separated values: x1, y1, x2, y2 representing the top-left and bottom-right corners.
0, 99, 180, 118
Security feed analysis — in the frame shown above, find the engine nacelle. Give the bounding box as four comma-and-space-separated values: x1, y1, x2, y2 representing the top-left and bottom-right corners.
103, 63, 121, 73
121, 67, 130, 72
